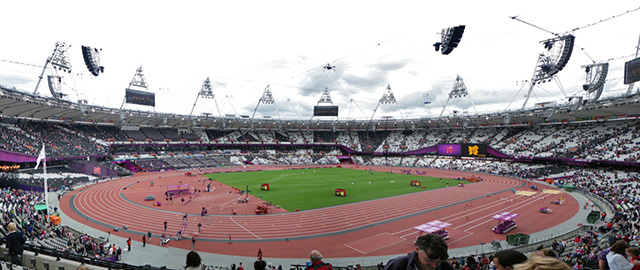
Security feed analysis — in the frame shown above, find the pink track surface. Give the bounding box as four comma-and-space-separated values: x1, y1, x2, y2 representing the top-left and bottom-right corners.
60, 165, 579, 259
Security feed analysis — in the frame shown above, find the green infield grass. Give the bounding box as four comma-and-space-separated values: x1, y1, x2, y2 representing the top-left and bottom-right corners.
204, 167, 461, 211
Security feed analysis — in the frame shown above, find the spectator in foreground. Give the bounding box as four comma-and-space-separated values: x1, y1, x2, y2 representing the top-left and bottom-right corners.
384, 234, 453, 270
626, 247, 640, 270
607, 241, 636, 270
185, 251, 202, 270
6, 222, 25, 265
254, 259, 267, 270
493, 249, 528, 270
305, 250, 333, 270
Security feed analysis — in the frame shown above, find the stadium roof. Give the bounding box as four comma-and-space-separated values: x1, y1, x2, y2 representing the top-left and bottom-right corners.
2, 86, 640, 130
1, 1, 640, 119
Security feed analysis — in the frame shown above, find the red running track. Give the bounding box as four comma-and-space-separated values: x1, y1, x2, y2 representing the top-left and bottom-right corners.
59, 166, 579, 259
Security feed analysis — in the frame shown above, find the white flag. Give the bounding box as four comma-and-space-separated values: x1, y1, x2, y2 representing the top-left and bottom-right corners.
34, 144, 46, 170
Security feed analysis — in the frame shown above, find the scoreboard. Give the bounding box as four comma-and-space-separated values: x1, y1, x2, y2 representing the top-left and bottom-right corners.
313, 106, 339, 116
437, 144, 487, 157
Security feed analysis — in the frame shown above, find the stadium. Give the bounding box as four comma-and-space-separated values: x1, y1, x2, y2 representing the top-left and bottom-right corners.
1, 2, 640, 270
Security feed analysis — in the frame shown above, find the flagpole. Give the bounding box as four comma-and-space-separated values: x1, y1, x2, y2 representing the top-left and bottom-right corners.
44, 154, 49, 218
35, 144, 49, 218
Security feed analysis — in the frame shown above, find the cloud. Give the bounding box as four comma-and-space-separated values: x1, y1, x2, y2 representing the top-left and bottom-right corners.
293, 57, 413, 100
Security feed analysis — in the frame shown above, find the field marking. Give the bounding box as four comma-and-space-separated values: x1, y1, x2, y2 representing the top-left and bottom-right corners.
447, 232, 474, 245
344, 233, 406, 254
229, 216, 261, 239
400, 230, 419, 239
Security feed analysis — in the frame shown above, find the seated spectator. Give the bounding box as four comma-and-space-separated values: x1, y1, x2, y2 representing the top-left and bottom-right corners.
493, 250, 528, 270
606, 241, 635, 270
185, 251, 202, 270
384, 234, 452, 270
254, 259, 267, 270
626, 247, 640, 270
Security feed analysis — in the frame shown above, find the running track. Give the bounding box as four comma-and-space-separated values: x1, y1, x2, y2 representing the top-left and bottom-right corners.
59, 166, 579, 259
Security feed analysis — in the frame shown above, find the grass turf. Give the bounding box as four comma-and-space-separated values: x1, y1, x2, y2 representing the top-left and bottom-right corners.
204, 167, 460, 211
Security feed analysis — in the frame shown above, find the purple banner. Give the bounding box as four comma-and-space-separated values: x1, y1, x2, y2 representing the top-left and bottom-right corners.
0, 149, 37, 163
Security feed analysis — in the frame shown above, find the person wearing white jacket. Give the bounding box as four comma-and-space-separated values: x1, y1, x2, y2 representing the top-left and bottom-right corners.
606, 241, 637, 270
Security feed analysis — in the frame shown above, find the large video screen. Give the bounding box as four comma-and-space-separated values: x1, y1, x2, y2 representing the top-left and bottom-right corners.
461, 144, 487, 157
438, 144, 461, 156
125, 88, 155, 107
313, 106, 339, 116
437, 144, 487, 157
624, 58, 640, 84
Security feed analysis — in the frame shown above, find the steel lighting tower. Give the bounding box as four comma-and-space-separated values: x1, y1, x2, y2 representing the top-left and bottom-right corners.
34, 42, 72, 96
190, 77, 221, 116
317, 87, 334, 105
582, 62, 609, 102
522, 35, 575, 109
251, 85, 277, 119
311, 87, 339, 119
371, 84, 403, 120
121, 66, 154, 109
440, 75, 477, 117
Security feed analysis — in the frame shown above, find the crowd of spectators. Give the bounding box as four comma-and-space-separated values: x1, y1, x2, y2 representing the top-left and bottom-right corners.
2, 117, 640, 269
0, 182, 127, 267
2, 118, 640, 165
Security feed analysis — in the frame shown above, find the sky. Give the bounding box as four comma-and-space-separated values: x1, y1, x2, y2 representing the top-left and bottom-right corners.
0, 0, 639, 120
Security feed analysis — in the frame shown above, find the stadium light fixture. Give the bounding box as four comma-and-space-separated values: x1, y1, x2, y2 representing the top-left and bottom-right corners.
434, 25, 466, 55
582, 62, 609, 102
522, 34, 576, 109
81, 46, 104, 76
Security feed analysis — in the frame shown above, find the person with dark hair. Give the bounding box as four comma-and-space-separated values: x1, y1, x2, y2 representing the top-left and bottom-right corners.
254, 259, 267, 270
606, 241, 637, 270
384, 234, 453, 270
5, 222, 25, 265
305, 250, 333, 270
185, 251, 202, 270
493, 249, 528, 270
626, 247, 640, 270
